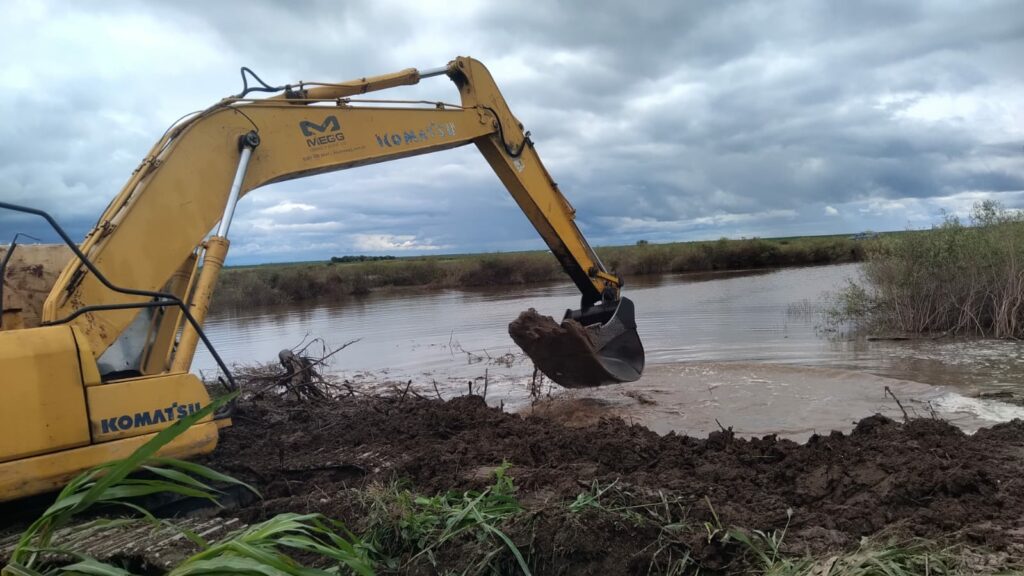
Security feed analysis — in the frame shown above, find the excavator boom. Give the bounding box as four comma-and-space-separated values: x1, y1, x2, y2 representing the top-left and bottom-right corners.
39, 56, 643, 385
0, 57, 644, 501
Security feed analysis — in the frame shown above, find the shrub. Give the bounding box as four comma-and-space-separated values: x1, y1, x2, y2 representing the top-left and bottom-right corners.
836, 201, 1024, 338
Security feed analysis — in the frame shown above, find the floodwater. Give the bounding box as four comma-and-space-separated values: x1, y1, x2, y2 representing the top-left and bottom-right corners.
194, 263, 1024, 439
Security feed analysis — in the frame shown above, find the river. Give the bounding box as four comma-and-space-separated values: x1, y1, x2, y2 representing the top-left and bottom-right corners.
194, 263, 1024, 439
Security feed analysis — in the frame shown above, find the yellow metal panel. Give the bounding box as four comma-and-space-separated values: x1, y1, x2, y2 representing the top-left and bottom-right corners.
45, 104, 492, 358
267, 67, 422, 100
87, 373, 212, 442
455, 57, 611, 301
72, 326, 102, 386
0, 422, 219, 502
142, 252, 197, 375
172, 237, 228, 373
0, 326, 89, 463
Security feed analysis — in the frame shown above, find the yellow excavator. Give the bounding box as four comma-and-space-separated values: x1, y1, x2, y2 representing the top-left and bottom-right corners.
0, 57, 644, 502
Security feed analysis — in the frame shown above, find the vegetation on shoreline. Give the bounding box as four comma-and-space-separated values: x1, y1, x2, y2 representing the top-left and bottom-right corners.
214, 234, 868, 309
836, 201, 1024, 338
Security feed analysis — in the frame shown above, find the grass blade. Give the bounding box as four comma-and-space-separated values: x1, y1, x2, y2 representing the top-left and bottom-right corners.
146, 458, 260, 497
11, 393, 236, 566
480, 523, 531, 576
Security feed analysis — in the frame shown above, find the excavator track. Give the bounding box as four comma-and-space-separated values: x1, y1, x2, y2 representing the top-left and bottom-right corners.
0, 516, 247, 570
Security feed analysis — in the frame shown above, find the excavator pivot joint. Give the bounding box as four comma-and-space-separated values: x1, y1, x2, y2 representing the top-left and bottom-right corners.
238, 131, 261, 151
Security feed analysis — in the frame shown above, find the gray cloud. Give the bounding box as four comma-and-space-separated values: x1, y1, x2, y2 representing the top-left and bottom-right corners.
1, 0, 1022, 263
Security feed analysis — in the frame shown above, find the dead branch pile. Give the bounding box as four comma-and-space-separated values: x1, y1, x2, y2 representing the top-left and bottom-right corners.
231, 337, 360, 401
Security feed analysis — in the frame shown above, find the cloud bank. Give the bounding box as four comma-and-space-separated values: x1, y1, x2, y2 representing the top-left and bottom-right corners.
1, 0, 1021, 263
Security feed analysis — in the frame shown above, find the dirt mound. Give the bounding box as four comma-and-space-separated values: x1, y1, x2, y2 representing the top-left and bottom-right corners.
206, 395, 1024, 573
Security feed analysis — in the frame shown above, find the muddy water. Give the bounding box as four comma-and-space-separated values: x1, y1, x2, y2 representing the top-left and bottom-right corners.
195, 263, 1024, 438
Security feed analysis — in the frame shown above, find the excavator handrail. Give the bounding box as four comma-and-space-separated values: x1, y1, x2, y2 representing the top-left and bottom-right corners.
0, 201, 238, 398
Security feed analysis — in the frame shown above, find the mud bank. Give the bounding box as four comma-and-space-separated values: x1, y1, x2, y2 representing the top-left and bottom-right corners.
530, 362, 1024, 441
205, 394, 1024, 574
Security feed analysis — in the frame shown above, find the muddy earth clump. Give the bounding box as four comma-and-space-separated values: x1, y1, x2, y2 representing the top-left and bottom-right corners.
203, 394, 1024, 574
509, 309, 611, 387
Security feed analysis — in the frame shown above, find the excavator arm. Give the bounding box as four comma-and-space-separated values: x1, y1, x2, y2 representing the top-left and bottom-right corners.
42, 56, 643, 385
0, 56, 645, 501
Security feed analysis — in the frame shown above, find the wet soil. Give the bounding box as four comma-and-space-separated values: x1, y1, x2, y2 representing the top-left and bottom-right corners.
205, 394, 1024, 574
508, 309, 610, 388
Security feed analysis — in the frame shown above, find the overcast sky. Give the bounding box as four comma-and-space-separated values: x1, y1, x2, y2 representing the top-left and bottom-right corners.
1, 0, 1022, 264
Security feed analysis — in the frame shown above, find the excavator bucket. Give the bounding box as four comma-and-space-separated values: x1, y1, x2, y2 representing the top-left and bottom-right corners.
509, 297, 644, 388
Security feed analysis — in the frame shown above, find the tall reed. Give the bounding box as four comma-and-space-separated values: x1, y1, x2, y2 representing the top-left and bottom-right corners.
837, 201, 1024, 338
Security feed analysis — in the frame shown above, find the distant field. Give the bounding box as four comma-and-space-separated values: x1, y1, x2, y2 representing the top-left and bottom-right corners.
213, 233, 875, 309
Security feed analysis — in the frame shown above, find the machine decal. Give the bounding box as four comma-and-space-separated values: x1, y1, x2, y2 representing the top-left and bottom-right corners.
375, 122, 456, 148
99, 401, 204, 434
300, 116, 345, 148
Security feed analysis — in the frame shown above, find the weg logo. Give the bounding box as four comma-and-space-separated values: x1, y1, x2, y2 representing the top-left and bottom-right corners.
300, 116, 345, 148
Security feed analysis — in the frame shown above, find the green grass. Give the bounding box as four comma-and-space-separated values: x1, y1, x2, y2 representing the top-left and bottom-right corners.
2, 439, 528, 575
731, 530, 977, 575
213, 233, 870, 309
3, 393, 377, 576
356, 462, 530, 574
834, 201, 1024, 338
566, 480, 696, 574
